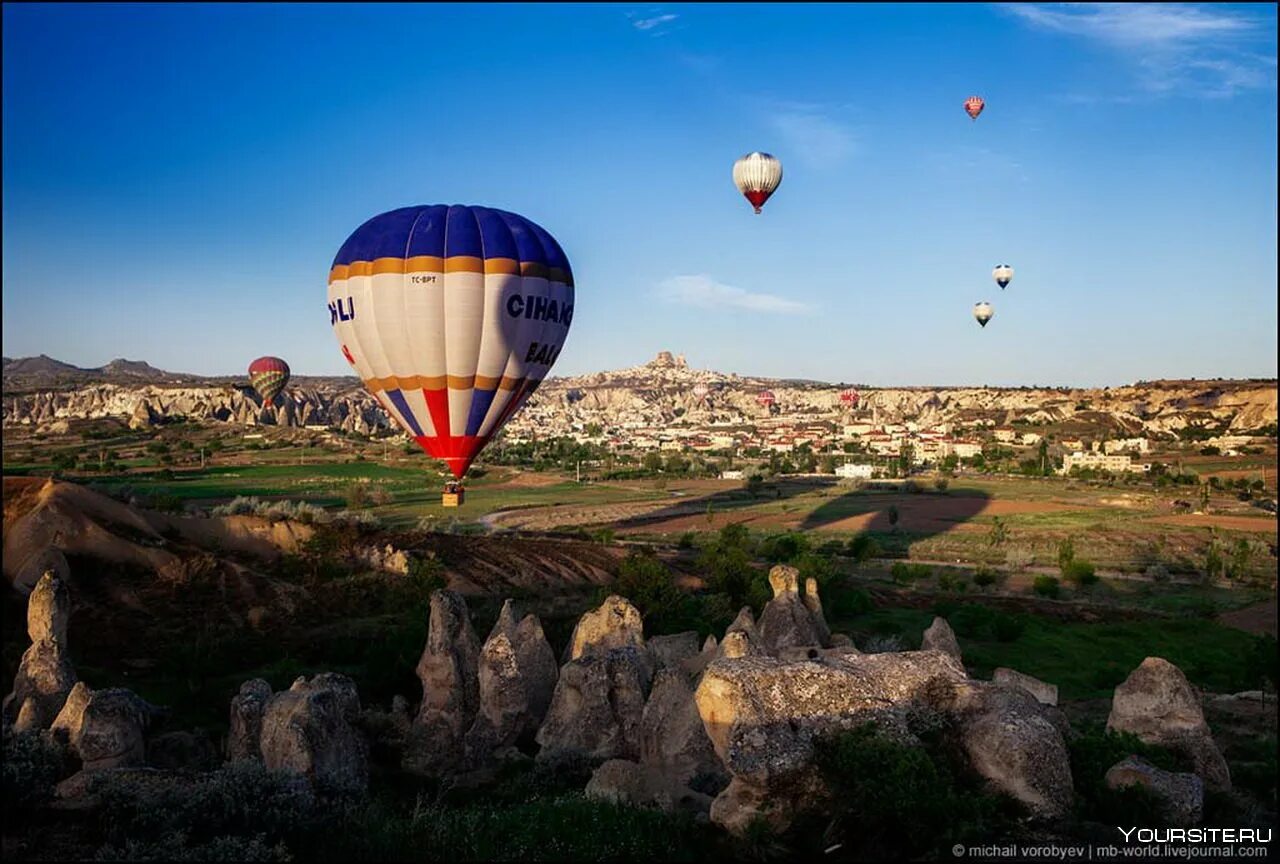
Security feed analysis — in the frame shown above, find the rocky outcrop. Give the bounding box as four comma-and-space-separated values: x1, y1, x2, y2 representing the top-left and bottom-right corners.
994, 668, 1059, 706
405, 590, 480, 775
1107, 658, 1231, 792
647, 632, 700, 672
928, 679, 1073, 820
585, 759, 714, 815
537, 597, 657, 766
50, 683, 159, 771
921, 616, 963, 663
1106, 756, 1204, 827
565, 595, 645, 660
694, 650, 967, 834
258, 673, 368, 795
464, 600, 558, 763
227, 678, 273, 763
758, 566, 830, 654
640, 668, 728, 794
717, 607, 765, 660
3, 571, 78, 732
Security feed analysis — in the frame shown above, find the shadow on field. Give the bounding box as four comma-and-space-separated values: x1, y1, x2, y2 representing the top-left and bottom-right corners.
608, 476, 839, 531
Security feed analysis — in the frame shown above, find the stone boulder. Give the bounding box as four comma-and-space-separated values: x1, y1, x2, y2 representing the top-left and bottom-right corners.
1106, 756, 1204, 827
640, 668, 728, 794
259, 673, 368, 795
994, 668, 1059, 706
1107, 657, 1231, 791
921, 616, 962, 663
647, 631, 700, 672
404, 590, 480, 775
928, 679, 1073, 820
536, 646, 654, 766
50, 683, 158, 771
565, 595, 645, 661
717, 607, 766, 660
464, 600, 558, 764
227, 678, 272, 763
694, 650, 967, 834
758, 566, 829, 654
802, 577, 832, 647
3, 571, 78, 732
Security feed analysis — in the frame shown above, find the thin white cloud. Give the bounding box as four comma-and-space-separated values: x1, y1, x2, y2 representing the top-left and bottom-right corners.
657, 275, 812, 315
767, 102, 858, 168
1005, 3, 1276, 98
632, 13, 677, 31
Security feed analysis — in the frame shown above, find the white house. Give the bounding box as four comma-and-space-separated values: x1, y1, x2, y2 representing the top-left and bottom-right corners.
835, 463, 874, 479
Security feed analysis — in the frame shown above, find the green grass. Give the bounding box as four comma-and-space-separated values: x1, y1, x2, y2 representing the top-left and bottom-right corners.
829, 603, 1268, 701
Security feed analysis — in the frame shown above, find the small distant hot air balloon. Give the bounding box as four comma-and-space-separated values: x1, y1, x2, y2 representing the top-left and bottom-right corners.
248, 356, 290, 406
964, 96, 985, 121
973, 302, 994, 328
757, 390, 776, 407
840, 388, 860, 410
993, 264, 1013, 289
328, 204, 574, 506
692, 382, 711, 404
733, 152, 783, 214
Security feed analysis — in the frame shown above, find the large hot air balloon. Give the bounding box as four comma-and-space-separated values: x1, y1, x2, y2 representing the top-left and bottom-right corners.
993, 264, 1013, 289
248, 356, 290, 406
692, 382, 711, 404
757, 390, 776, 407
840, 388, 859, 410
973, 301, 994, 328
733, 152, 783, 214
964, 96, 985, 121
328, 205, 574, 505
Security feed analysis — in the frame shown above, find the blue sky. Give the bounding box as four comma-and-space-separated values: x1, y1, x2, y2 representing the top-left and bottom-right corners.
3, 2, 1276, 386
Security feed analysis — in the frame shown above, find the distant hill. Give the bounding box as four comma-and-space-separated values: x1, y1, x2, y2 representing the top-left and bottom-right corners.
1, 354, 201, 392
3, 354, 86, 375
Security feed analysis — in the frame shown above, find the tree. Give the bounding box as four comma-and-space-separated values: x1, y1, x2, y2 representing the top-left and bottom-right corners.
1038, 439, 1050, 475
820, 455, 837, 474
898, 443, 914, 476
988, 516, 1007, 547
642, 452, 663, 473
1199, 482, 1211, 513
887, 504, 900, 530
1057, 536, 1075, 573
746, 474, 763, 498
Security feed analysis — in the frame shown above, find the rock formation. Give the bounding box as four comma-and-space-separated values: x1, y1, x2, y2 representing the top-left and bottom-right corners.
227, 678, 273, 763
3, 570, 78, 732
464, 599, 558, 764
1107, 657, 1231, 791
258, 673, 368, 795
405, 590, 480, 775
50, 683, 159, 771
537, 597, 655, 766
921, 616, 963, 663
757, 565, 830, 654
1106, 756, 1204, 826
993, 668, 1059, 706
565, 594, 645, 660
694, 650, 967, 834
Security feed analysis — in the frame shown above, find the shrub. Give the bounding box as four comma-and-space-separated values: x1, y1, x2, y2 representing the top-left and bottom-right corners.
890, 561, 932, 584
1057, 536, 1075, 571
972, 567, 999, 589
793, 552, 838, 590
862, 634, 905, 654
2, 728, 70, 815
607, 551, 690, 634
812, 723, 1014, 859
1068, 724, 1187, 823
758, 532, 809, 563
344, 483, 371, 509
677, 532, 696, 550
1145, 563, 1170, 582
1032, 575, 1060, 598
827, 586, 873, 620
992, 613, 1026, 642
934, 477, 949, 492
1063, 559, 1099, 588
846, 535, 881, 563
937, 571, 968, 593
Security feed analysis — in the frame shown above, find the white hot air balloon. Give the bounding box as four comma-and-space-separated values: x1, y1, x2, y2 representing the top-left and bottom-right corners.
993, 264, 1013, 289
732, 152, 783, 214
973, 301, 994, 328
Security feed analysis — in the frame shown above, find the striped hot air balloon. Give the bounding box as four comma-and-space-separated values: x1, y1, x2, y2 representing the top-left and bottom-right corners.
964, 96, 985, 121
757, 390, 776, 407
733, 152, 783, 214
328, 205, 574, 488
248, 356, 290, 406
974, 301, 994, 328
840, 388, 859, 409
692, 382, 711, 403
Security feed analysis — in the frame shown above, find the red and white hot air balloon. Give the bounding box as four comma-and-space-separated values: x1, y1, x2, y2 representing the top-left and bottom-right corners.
732, 152, 783, 214
757, 390, 776, 408
964, 96, 985, 121
839, 388, 859, 410
692, 382, 711, 404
